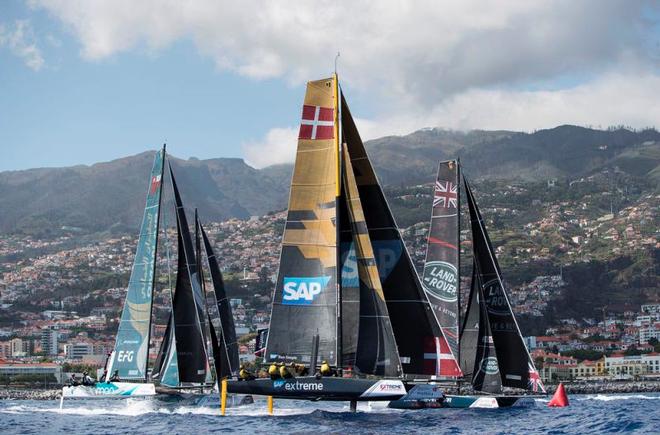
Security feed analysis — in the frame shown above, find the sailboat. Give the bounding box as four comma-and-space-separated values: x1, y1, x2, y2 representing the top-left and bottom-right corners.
62, 148, 246, 406
389, 160, 545, 409
62, 147, 166, 400
227, 74, 453, 406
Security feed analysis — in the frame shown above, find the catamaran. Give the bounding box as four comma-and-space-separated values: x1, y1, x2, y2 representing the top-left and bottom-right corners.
389, 160, 545, 409
62, 147, 248, 407
227, 75, 457, 408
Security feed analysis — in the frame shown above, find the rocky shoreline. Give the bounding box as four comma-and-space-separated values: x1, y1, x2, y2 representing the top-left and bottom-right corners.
1, 381, 659, 400
0, 388, 62, 400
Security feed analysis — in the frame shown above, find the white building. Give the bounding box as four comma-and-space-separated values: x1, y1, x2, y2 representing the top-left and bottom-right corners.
639, 323, 660, 344
41, 328, 59, 356
64, 343, 94, 360
0, 362, 62, 383
605, 353, 660, 377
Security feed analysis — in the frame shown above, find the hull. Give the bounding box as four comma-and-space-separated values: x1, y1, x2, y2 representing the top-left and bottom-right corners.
62, 382, 156, 399
388, 384, 537, 409
227, 377, 406, 401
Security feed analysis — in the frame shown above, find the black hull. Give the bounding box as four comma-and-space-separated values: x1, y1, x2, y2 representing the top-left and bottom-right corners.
227, 377, 406, 401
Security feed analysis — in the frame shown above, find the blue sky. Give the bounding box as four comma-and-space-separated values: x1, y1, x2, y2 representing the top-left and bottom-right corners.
1, 1, 659, 171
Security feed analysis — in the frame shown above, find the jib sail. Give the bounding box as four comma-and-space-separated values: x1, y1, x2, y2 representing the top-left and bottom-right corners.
341, 97, 447, 377
169, 165, 209, 384
111, 146, 165, 380
464, 177, 544, 393
342, 146, 401, 377
460, 261, 502, 393
265, 77, 340, 366
421, 160, 462, 377
200, 220, 239, 379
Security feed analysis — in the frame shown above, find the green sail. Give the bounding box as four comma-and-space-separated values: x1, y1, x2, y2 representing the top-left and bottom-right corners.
110, 147, 165, 380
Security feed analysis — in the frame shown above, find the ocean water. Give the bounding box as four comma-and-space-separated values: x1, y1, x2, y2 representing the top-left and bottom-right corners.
1, 394, 659, 434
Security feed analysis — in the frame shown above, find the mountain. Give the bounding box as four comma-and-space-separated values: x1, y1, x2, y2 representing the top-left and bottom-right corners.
1, 125, 658, 234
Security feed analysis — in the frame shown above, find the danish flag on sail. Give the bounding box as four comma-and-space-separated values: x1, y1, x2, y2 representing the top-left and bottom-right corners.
298, 105, 334, 140
423, 336, 462, 377
150, 174, 161, 195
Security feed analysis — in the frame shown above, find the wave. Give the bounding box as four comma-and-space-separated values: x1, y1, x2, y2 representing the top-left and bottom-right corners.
581, 394, 660, 402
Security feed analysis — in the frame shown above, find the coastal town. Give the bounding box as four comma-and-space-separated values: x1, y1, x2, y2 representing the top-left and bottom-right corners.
0, 174, 658, 387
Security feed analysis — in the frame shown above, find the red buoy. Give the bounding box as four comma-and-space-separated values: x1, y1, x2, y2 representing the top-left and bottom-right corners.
548, 382, 569, 407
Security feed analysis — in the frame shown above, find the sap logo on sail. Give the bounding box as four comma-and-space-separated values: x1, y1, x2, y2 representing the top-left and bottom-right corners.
422, 261, 458, 302
282, 276, 331, 305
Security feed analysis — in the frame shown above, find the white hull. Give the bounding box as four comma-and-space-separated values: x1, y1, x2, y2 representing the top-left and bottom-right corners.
62, 382, 157, 399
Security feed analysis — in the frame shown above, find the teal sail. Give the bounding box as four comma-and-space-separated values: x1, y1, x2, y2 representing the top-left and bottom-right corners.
110, 147, 165, 380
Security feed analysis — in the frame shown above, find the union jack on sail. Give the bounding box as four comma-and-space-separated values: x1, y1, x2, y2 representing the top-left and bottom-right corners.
433, 181, 457, 208
528, 363, 545, 393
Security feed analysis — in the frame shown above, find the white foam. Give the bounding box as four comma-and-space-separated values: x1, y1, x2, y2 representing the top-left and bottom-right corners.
582, 394, 660, 402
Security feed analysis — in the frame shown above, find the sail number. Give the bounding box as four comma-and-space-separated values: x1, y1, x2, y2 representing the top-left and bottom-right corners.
117, 350, 134, 362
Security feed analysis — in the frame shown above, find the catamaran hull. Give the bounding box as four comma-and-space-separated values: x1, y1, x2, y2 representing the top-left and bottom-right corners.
61, 382, 157, 399
389, 393, 536, 409
227, 377, 406, 401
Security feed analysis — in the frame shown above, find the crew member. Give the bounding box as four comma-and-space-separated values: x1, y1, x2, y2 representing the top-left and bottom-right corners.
239, 364, 255, 381
82, 371, 95, 386
279, 363, 293, 379
294, 363, 309, 376
268, 363, 280, 379
70, 374, 80, 386
109, 370, 120, 382
320, 360, 333, 377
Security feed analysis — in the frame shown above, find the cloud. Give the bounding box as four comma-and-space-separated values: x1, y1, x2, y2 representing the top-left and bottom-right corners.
246, 72, 660, 167
30, 0, 659, 104
243, 127, 299, 168
0, 20, 44, 71
28, 0, 660, 167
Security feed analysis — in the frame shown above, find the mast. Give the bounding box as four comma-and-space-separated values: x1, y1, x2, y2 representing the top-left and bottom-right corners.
334, 72, 343, 370
456, 158, 461, 368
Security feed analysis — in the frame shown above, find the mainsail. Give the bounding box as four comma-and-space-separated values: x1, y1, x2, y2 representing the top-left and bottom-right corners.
200, 219, 239, 379
421, 160, 462, 377
464, 177, 545, 393
341, 96, 446, 377
265, 77, 340, 366
111, 147, 165, 380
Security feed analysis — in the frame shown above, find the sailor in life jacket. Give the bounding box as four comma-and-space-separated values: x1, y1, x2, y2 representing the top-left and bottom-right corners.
320, 360, 333, 377
268, 363, 280, 379
279, 363, 294, 379
239, 364, 255, 381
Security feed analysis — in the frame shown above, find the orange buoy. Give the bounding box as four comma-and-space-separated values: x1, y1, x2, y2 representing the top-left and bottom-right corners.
548, 382, 569, 407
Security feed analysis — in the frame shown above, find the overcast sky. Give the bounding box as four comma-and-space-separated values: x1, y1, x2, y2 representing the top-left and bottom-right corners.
1, 0, 659, 171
